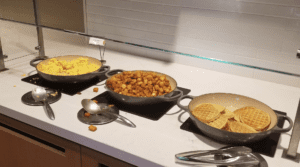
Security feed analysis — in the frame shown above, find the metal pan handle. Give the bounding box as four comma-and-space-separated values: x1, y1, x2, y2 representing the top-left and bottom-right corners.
30, 57, 47, 68
272, 114, 293, 133
105, 69, 124, 78
177, 95, 195, 111
156, 88, 183, 102
91, 65, 111, 76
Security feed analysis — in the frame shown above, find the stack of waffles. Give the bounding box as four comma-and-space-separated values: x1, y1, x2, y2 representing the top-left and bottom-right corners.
191, 104, 271, 133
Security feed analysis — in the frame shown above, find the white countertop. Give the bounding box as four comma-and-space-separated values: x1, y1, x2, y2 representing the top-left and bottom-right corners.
1, 42, 300, 167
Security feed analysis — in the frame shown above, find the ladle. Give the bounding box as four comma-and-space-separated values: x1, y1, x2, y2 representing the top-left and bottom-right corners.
81, 99, 136, 128
32, 87, 55, 120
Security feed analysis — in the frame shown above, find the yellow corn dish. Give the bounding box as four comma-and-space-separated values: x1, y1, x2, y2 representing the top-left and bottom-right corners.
38, 57, 100, 76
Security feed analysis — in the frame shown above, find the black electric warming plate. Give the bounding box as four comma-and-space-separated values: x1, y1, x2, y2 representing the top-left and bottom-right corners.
180, 110, 286, 157
21, 74, 108, 96
91, 87, 191, 121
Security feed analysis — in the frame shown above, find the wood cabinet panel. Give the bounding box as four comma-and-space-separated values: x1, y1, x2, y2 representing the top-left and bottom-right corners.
0, 114, 81, 167
81, 146, 137, 167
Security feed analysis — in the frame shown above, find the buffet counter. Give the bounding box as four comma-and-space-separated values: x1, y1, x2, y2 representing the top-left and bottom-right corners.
0, 43, 300, 167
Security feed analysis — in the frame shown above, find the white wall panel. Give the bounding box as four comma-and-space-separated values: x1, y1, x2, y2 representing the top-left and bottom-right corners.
86, 0, 300, 86
131, 0, 182, 6
240, 0, 300, 7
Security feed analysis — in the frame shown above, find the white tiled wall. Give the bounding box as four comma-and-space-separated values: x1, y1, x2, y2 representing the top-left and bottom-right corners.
86, 0, 300, 87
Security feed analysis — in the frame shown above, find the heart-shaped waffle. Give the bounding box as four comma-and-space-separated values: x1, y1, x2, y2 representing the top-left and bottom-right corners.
208, 115, 228, 129
229, 121, 257, 133
192, 103, 221, 123
211, 104, 226, 113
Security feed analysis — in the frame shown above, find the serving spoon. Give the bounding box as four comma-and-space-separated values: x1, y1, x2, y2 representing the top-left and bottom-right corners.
32, 87, 55, 120
81, 99, 136, 128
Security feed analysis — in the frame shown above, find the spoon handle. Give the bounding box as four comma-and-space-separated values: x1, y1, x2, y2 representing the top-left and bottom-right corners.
108, 112, 136, 128
42, 100, 55, 120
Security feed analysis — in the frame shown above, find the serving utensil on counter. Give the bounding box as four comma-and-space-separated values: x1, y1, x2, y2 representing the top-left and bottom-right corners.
81, 99, 136, 128
175, 146, 268, 167
32, 87, 55, 120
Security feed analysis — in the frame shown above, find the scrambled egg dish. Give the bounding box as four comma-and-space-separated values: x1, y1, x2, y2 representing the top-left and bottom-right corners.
38, 57, 100, 76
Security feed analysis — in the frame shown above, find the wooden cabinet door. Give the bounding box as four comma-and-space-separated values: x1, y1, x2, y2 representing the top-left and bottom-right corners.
0, 114, 81, 167
81, 146, 137, 167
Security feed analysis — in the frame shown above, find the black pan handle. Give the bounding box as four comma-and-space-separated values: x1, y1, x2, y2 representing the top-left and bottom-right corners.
272, 114, 294, 133
91, 65, 111, 76
177, 95, 195, 111
156, 88, 183, 102
30, 57, 47, 68
105, 69, 124, 78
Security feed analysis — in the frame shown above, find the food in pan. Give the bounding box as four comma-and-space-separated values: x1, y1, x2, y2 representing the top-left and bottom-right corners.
191, 103, 221, 123
228, 121, 257, 133
92, 100, 98, 103
88, 125, 97, 132
108, 104, 114, 107
106, 71, 172, 97
222, 109, 234, 119
51, 91, 58, 97
191, 104, 271, 133
93, 87, 99, 92
84, 112, 91, 117
38, 57, 100, 75
238, 106, 271, 131
208, 115, 228, 129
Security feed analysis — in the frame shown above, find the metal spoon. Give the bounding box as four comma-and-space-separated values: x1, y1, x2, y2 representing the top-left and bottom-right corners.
32, 87, 55, 120
81, 99, 136, 128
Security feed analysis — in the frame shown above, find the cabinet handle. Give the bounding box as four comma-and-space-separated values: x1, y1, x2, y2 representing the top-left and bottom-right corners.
0, 122, 65, 153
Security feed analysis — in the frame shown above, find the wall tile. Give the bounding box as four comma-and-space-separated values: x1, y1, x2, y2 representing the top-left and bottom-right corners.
237, 2, 294, 18
240, 0, 300, 7
181, 0, 239, 13
281, 31, 300, 55
87, 0, 133, 9
293, 7, 300, 19
86, 0, 300, 84
285, 19, 300, 32
131, 0, 182, 6
130, 1, 181, 16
